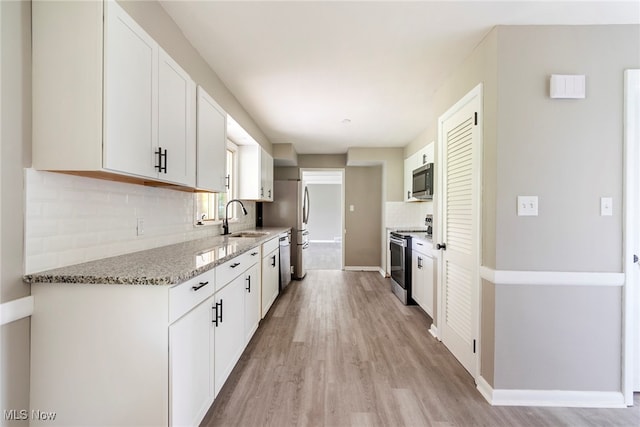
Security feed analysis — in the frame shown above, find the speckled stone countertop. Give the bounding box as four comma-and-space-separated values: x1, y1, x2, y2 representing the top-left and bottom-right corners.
24, 227, 291, 286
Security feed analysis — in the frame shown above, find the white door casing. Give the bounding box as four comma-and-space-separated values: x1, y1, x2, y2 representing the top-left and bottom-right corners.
436, 84, 483, 378
623, 69, 640, 404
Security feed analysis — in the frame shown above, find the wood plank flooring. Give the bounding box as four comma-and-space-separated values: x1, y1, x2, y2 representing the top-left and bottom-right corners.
201, 270, 640, 427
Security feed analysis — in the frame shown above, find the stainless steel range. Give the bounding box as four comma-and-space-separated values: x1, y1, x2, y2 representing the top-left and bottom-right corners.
389, 228, 429, 305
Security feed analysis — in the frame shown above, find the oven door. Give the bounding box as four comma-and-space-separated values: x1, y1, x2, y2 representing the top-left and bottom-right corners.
389, 235, 407, 289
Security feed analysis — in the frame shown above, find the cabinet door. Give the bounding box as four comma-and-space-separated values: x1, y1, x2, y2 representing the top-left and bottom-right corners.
214, 275, 245, 396
237, 145, 261, 200
158, 48, 196, 186
261, 149, 274, 201
103, 0, 158, 179
411, 251, 425, 306
169, 295, 214, 427
404, 157, 414, 202
261, 249, 280, 318
244, 263, 261, 343
422, 254, 434, 318
196, 87, 227, 192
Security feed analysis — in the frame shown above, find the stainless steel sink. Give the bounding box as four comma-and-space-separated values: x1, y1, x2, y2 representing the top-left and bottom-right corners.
228, 231, 270, 238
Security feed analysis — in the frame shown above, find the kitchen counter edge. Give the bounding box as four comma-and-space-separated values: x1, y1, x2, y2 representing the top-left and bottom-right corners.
23, 227, 291, 286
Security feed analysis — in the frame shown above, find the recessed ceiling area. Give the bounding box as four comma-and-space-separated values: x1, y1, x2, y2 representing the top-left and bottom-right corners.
160, 1, 639, 155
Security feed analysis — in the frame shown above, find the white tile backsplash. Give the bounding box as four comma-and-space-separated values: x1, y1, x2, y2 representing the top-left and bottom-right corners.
385, 200, 434, 229
24, 169, 255, 273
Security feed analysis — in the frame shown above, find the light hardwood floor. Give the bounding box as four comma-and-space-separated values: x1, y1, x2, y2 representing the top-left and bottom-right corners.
202, 270, 640, 426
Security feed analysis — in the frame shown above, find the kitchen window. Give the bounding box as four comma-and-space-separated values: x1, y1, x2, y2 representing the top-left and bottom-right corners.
195, 142, 238, 225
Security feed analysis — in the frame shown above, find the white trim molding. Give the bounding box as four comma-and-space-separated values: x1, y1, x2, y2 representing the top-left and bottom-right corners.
1, 296, 34, 326
480, 266, 624, 287
429, 324, 439, 340
476, 377, 627, 408
476, 377, 626, 408
344, 266, 381, 272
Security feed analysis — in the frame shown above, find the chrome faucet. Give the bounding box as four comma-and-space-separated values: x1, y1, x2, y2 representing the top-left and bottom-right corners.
222, 199, 248, 235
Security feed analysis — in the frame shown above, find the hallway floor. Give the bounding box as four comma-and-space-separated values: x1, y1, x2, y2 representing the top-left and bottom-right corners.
202, 270, 640, 426
305, 241, 342, 270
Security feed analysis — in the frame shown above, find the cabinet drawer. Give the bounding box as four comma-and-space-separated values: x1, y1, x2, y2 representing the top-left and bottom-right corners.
412, 238, 431, 253
216, 248, 261, 291
169, 268, 215, 324
262, 236, 279, 254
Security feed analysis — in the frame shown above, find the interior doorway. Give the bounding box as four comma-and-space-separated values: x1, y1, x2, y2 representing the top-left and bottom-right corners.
301, 169, 345, 271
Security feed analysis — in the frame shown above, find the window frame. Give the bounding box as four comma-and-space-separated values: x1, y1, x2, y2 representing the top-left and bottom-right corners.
194, 140, 239, 226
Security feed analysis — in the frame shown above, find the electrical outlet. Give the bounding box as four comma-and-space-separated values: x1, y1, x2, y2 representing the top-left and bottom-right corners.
136, 218, 144, 236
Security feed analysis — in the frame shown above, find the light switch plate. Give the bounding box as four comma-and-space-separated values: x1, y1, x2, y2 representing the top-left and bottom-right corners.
136, 218, 144, 236
600, 197, 613, 216
517, 196, 538, 216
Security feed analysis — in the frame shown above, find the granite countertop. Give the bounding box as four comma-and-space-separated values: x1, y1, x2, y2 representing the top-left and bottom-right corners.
408, 233, 433, 242
24, 227, 290, 286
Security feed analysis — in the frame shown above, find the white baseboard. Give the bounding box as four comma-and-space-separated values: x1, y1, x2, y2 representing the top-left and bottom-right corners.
1, 296, 34, 326
476, 376, 494, 404
428, 324, 439, 340
344, 266, 380, 272
476, 376, 626, 408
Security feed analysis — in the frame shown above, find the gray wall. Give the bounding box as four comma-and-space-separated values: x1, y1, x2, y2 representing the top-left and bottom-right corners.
1, 0, 31, 423
274, 154, 383, 268
306, 184, 342, 242
405, 24, 639, 392
491, 25, 639, 391
345, 166, 383, 267
495, 25, 635, 273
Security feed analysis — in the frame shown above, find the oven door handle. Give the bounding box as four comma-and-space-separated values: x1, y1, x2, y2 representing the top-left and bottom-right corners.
390, 237, 407, 247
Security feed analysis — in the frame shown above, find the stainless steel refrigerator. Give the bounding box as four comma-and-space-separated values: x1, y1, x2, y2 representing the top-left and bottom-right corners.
262, 180, 310, 280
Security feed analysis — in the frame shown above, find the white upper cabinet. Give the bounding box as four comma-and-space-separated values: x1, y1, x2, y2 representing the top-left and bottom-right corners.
403, 142, 435, 202
238, 145, 274, 202
103, 1, 158, 179
261, 150, 274, 201
33, 0, 196, 188
157, 49, 196, 187
196, 87, 227, 192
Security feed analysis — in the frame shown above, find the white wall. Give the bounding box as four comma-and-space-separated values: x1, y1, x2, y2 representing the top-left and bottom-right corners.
306, 184, 341, 242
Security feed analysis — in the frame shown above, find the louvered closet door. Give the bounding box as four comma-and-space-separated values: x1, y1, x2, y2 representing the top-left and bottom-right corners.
440, 97, 480, 377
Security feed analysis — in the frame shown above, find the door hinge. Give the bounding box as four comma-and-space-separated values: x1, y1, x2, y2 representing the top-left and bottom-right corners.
474, 112, 478, 126
473, 339, 477, 353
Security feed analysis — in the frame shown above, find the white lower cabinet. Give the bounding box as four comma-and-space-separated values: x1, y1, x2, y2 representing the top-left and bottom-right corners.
261, 237, 280, 318
30, 244, 272, 427
213, 248, 261, 396
411, 238, 434, 317
213, 273, 246, 396
244, 263, 261, 342
169, 294, 215, 427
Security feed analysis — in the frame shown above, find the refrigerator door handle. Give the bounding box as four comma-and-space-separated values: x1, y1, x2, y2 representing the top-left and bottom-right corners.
303, 186, 310, 224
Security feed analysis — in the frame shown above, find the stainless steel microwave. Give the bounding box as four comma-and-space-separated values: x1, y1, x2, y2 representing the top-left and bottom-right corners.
412, 163, 434, 199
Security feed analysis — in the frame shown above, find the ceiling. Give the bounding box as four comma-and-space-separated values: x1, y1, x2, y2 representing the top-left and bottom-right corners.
160, 1, 639, 155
